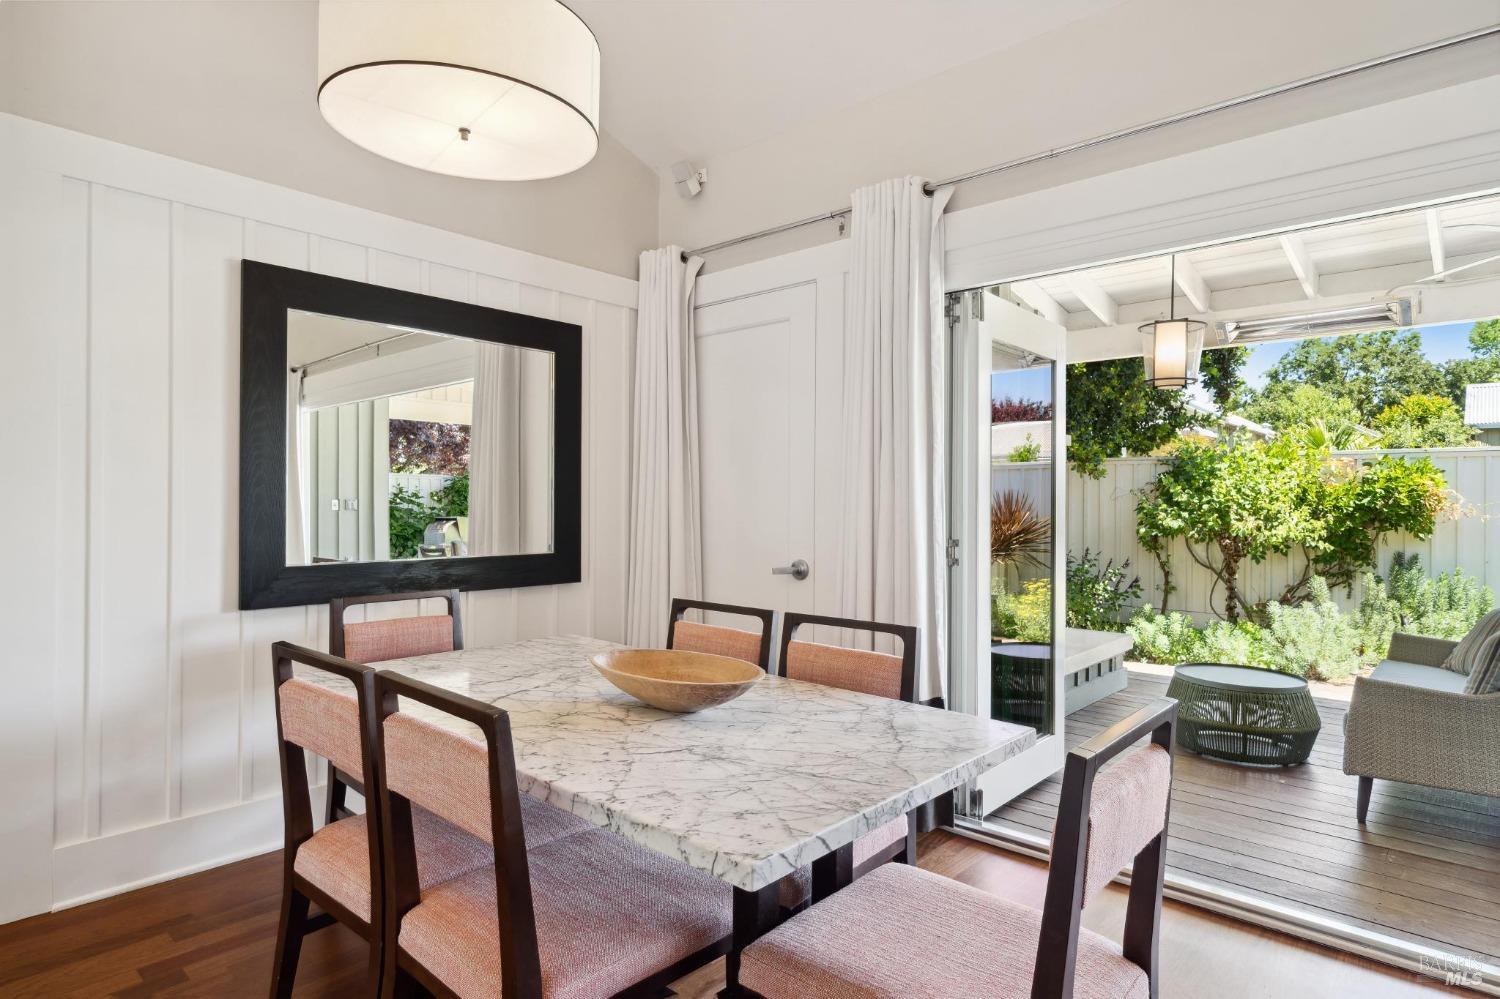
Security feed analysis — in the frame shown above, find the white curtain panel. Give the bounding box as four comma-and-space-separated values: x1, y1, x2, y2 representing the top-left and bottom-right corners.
285, 368, 309, 565
838, 176, 954, 702
470, 341, 524, 557
625, 247, 705, 648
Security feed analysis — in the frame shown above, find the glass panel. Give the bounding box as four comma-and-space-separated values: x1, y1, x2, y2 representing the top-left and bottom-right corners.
286, 309, 555, 566
988, 343, 1056, 734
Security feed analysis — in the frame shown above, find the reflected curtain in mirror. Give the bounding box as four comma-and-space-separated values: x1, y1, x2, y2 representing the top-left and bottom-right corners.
470, 342, 554, 556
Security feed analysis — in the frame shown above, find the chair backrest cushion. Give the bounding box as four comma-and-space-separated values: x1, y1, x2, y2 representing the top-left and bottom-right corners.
1442, 608, 1500, 676
343, 615, 455, 665
1082, 743, 1171, 907
1464, 630, 1500, 695
671, 620, 764, 667
278, 677, 364, 780
382, 711, 493, 843
783, 640, 903, 701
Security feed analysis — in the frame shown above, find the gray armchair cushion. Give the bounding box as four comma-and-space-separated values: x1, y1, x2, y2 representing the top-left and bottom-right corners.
1441, 608, 1500, 675
1464, 631, 1500, 695
1369, 659, 1470, 693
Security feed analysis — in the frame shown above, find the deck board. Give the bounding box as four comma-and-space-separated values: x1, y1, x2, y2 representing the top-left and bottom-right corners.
988, 670, 1500, 972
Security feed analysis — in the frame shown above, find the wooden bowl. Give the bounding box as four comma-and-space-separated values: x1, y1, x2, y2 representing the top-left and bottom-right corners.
591, 649, 762, 713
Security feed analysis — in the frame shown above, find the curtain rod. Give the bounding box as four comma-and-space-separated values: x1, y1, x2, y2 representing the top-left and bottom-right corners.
678, 24, 1500, 264
289, 330, 416, 373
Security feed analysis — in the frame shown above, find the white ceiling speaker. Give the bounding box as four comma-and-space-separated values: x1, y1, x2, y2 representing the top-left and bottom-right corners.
317, 0, 601, 181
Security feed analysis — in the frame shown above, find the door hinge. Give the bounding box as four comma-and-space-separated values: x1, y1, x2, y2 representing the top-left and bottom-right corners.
946, 537, 960, 567
944, 295, 961, 329
970, 288, 985, 322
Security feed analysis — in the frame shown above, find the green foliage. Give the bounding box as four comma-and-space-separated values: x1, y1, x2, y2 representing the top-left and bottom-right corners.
388, 486, 431, 560
1468, 317, 1500, 358
387, 474, 470, 559
1065, 358, 1195, 478
1126, 608, 1273, 670
1355, 553, 1494, 652
1262, 577, 1368, 681
1200, 346, 1248, 412
1066, 549, 1141, 630
1287, 417, 1378, 451
1135, 437, 1326, 621
1262, 329, 1444, 424
1007, 435, 1041, 463
1370, 394, 1474, 449
1311, 456, 1445, 589
1439, 356, 1500, 408
1241, 381, 1360, 433
992, 580, 1051, 643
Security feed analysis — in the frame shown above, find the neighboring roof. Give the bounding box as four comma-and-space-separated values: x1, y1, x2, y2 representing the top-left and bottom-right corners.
1465, 383, 1500, 429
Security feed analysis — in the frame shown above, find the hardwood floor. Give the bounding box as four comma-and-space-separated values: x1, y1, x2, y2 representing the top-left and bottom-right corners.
991, 669, 1500, 985
0, 830, 1470, 997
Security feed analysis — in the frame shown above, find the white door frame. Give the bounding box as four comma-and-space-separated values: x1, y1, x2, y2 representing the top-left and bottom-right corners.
949, 290, 1067, 815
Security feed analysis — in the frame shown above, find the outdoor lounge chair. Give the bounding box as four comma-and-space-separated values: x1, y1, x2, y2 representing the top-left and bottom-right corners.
1343, 631, 1500, 822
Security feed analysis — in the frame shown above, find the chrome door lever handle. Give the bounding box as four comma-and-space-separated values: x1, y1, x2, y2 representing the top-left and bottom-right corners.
771, 559, 810, 581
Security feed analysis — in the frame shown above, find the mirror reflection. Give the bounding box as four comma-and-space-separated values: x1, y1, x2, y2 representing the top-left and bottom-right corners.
285, 309, 554, 566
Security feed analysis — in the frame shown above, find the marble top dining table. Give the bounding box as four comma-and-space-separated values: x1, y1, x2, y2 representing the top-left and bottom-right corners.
297, 634, 1035, 893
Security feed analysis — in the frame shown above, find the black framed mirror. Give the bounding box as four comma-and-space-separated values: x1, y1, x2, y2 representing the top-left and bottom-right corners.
239, 260, 581, 610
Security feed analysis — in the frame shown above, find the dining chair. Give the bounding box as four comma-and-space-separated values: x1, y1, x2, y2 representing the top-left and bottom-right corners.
667, 596, 776, 670
324, 590, 463, 826
371, 669, 734, 999
773, 611, 919, 909
739, 699, 1178, 999
268, 641, 493, 999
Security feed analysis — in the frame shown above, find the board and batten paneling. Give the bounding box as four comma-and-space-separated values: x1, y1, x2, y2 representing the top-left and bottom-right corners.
0, 113, 637, 920
1035, 450, 1500, 623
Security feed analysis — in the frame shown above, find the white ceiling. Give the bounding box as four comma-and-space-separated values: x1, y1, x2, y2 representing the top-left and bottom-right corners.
571, 0, 1127, 169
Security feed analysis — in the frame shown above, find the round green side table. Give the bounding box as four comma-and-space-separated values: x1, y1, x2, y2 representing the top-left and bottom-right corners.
1166, 663, 1321, 766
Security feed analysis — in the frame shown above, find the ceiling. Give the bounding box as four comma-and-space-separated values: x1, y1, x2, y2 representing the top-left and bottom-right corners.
570, 0, 1127, 169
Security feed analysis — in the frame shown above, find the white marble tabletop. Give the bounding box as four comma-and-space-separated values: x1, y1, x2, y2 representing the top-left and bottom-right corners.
299, 635, 1034, 891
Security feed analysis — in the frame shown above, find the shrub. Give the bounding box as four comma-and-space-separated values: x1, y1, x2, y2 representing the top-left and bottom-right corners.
1126, 607, 1204, 664
388, 485, 431, 559
992, 397, 1053, 423
1066, 549, 1141, 630
1007, 435, 1042, 463
1371, 394, 1474, 449
992, 580, 1051, 643
1262, 577, 1368, 681
991, 491, 1049, 568
1355, 553, 1494, 655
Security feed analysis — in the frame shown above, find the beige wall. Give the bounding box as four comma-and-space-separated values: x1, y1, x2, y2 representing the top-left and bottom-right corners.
660, 0, 1500, 269
0, 0, 659, 277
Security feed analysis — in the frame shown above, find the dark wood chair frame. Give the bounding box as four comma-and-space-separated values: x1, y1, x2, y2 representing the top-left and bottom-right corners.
269, 641, 385, 998
323, 590, 463, 827
1033, 699, 1177, 999
777, 612, 921, 877
371, 671, 731, 999
667, 597, 777, 671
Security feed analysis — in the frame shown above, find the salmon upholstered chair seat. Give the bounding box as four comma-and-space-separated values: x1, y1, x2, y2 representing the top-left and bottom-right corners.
670, 620, 765, 667
783, 639, 904, 700
294, 796, 590, 923
397, 827, 732, 999
742, 864, 1149, 999
777, 815, 910, 908
342, 614, 455, 664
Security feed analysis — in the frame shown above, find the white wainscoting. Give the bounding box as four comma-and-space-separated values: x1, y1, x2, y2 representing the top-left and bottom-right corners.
0, 113, 637, 921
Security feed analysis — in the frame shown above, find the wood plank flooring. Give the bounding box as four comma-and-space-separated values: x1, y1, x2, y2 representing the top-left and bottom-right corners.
990, 670, 1500, 980
0, 831, 1470, 997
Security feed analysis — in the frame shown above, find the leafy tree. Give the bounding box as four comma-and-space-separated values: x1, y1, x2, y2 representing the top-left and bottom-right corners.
1066, 358, 1195, 478
1262, 329, 1443, 423
1199, 346, 1248, 412
991, 397, 1053, 422
1467, 317, 1500, 357
1370, 394, 1474, 449
1309, 455, 1446, 591
389, 419, 471, 474
1439, 318, 1500, 405
1135, 438, 1326, 623
1241, 381, 1359, 433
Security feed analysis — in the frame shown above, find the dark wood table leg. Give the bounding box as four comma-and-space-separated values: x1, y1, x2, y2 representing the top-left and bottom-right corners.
810, 841, 854, 902
719, 882, 779, 998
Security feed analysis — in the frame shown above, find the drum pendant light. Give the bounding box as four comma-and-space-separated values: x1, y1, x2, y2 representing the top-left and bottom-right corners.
1139, 255, 1206, 389
317, 0, 600, 181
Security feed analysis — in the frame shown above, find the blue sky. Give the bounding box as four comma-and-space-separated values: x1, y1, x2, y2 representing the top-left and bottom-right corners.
990, 320, 1482, 408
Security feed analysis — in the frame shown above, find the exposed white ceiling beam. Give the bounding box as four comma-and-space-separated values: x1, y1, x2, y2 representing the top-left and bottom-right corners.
1171, 256, 1212, 313
1063, 272, 1117, 326
1425, 208, 1446, 277
1007, 280, 1066, 326
1277, 233, 1319, 298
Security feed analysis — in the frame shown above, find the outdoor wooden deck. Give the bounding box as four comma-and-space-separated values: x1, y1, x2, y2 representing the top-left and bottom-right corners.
988, 670, 1500, 977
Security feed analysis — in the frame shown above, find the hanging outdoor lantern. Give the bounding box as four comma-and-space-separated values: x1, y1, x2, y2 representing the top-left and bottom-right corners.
1140, 255, 1206, 389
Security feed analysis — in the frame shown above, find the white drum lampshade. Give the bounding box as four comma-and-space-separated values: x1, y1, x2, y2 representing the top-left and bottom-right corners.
317, 0, 600, 181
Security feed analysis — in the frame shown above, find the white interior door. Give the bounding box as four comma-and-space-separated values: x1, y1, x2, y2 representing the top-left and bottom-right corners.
695, 284, 817, 621
949, 288, 1068, 816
